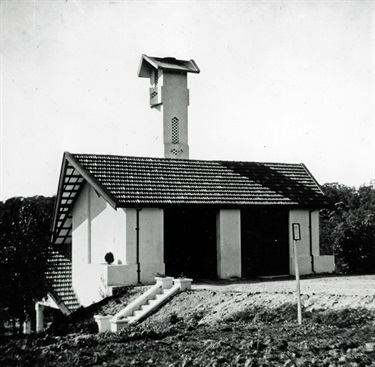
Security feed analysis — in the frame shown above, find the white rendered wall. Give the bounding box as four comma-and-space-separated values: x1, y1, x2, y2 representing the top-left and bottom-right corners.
216, 209, 242, 278
289, 209, 335, 275
71, 185, 128, 306
289, 209, 314, 275
72, 184, 92, 305
72, 185, 126, 266
162, 71, 189, 159
125, 208, 165, 283
89, 187, 126, 265
72, 200, 165, 306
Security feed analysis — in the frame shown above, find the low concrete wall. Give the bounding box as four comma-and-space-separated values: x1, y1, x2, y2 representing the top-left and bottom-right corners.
73, 263, 146, 306
289, 256, 314, 276
290, 255, 336, 276
73, 264, 112, 306
314, 255, 335, 273
107, 264, 138, 286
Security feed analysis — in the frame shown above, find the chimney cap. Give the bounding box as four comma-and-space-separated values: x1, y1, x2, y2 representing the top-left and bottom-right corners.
138, 54, 200, 78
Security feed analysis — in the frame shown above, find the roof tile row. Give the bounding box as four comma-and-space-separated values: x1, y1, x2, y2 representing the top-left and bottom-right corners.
69, 153, 330, 207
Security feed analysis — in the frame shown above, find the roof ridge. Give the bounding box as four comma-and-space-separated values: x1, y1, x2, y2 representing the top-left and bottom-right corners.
70, 152, 302, 167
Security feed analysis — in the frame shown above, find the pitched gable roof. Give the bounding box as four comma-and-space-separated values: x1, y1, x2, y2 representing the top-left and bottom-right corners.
52, 152, 329, 244
138, 54, 200, 78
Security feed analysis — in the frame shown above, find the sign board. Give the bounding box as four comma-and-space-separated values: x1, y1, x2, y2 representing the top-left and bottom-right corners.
292, 223, 301, 241
292, 222, 302, 325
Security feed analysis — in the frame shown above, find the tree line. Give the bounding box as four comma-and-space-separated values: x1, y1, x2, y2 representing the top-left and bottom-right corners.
0, 184, 374, 333
0, 196, 55, 334
320, 183, 375, 274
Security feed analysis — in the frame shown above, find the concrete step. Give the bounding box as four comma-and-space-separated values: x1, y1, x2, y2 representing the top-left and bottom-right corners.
102, 277, 193, 331
126, 315, 137, 323
127, 291, 171, 323
132, 309, 144, 318
141, 303, 153, 312
131, 292, 166, 318
155, 293, 166, 300
110, 317, 130, 332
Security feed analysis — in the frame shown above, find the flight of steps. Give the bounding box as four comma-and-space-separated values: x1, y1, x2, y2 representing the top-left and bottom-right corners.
94, 277, 192, 333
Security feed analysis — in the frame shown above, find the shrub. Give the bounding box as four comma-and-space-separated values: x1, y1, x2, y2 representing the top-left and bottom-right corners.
104, 252, 114, 265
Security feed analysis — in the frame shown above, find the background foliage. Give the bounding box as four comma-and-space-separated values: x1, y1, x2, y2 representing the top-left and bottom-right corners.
320, 183, 375, 274
0, 196, 55, 333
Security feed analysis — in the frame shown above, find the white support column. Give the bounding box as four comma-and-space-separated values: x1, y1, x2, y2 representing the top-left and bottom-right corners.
35, 302, 44, 333
125, 208, 165, 284
216, 209, 242, 278
23, 321, 31, 334
139, 208, 165, 282
288, 209, 335, 275
289, 209, 310, 275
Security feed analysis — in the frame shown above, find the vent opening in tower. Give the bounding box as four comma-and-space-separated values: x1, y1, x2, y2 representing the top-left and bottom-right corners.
171, 117, 179, 144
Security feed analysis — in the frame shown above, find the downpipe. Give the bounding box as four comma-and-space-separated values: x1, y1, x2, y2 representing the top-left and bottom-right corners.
136, 208, 142, 284
309, 209, 316, 274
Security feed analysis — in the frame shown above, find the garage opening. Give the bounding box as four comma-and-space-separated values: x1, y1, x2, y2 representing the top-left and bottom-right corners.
241, 207, 289, 277
164, 207, 217, 279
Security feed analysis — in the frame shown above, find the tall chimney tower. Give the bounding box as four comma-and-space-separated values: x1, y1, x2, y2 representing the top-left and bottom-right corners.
138, 54, 200, 159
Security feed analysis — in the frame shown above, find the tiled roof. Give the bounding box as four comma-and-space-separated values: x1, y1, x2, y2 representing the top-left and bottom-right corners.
52, 152, 329, 245
71, 153, 329, 207
46, 248, 80, 314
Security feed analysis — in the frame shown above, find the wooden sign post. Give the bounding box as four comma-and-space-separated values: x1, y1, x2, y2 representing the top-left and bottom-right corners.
292, 223, 302, 325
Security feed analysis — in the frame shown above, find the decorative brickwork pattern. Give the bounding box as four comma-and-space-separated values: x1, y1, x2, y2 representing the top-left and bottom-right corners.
170, 148, 183, 156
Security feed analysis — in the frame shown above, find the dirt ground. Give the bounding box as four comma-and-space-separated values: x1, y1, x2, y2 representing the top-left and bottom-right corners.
1, 275, 375, 367
193, 274, 375, 296
143, 275, 375, 326
94, 274, 375, 324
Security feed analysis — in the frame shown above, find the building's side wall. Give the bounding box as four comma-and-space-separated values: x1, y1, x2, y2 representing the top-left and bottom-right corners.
72, 185, 129, 306
72, 184, 97, 306
289, 209, 335, 275
72, 184, 90, 267
89, 187, 126, 265
216, 209, 241, 278
71, 187, 166, 306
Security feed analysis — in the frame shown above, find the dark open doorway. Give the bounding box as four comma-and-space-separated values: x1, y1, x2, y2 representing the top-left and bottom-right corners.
164, 206, 217, 279
241, 207, 289, 276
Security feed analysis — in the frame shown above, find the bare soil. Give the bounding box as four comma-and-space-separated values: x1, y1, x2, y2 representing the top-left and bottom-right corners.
1, 275, 375, 366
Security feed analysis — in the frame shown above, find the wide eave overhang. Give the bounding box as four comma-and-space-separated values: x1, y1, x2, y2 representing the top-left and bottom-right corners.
51, 152, 330, 245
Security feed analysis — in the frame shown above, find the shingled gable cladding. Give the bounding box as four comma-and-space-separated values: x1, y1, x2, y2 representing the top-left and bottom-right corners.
56, 152, 329, 213
45, 250, 80, 313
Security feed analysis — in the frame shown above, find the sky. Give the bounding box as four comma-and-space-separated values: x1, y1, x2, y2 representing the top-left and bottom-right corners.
0, 0, 374, 201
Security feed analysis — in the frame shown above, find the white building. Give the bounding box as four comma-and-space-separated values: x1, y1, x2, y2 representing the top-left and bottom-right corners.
47, 55, 334, 313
